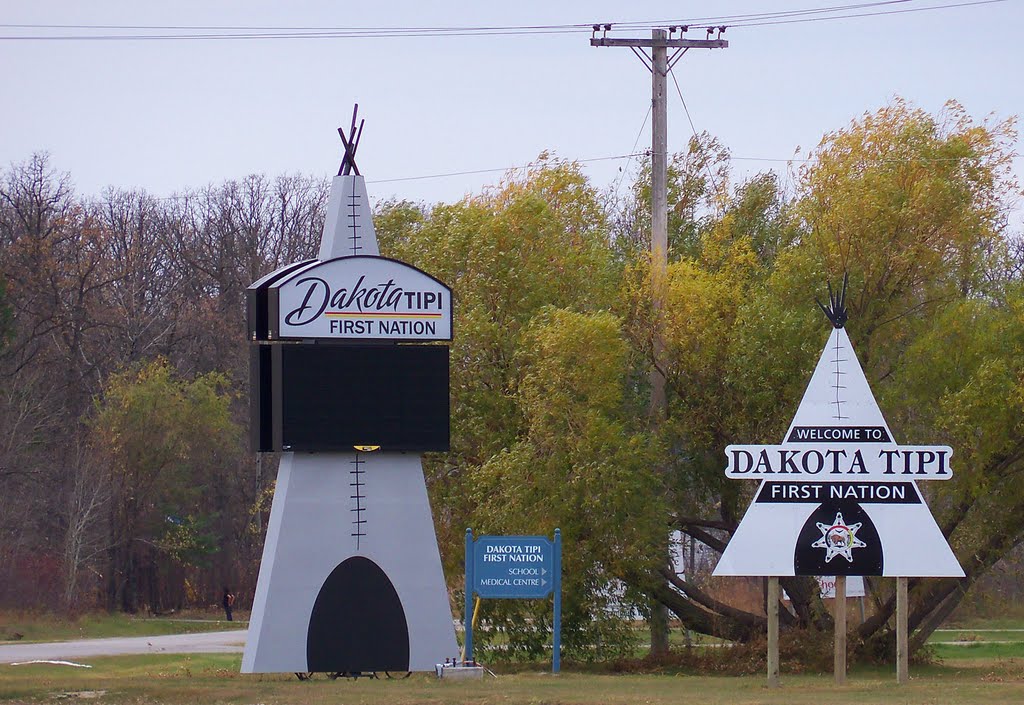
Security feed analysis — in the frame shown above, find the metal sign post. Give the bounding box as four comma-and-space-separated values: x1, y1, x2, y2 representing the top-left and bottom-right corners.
464, 529, 562, 672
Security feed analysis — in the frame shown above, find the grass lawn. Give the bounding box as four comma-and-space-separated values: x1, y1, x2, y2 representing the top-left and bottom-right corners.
0, 610, 245, 644
2, 613, 1023, 703
933, 642, 1024, 660
928, 617, 1024, 662
2, 653, 1024, 705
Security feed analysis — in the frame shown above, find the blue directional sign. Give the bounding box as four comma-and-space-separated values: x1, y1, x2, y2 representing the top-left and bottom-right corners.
464, 529, 562, 672
473, 535, 553, 598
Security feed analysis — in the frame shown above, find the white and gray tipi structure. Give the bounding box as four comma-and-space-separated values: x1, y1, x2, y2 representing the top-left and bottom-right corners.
242, 113, 457, 674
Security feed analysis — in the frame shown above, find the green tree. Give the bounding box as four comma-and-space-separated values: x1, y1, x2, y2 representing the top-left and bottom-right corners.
373, 104, 1021, 659
645, 100, 1023, 657
469, 308, 664, 659
867, 290, 1024, 654
91, 358, 239, 613
613, 132, 730, 262
376, 158, 667, 657
376, 156, 618, 538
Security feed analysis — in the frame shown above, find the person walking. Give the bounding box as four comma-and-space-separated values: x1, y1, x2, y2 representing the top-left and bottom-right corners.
222, 587, 236, 622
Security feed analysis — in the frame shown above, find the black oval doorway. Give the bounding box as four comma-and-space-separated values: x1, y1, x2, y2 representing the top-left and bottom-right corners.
306, 556, 410, 673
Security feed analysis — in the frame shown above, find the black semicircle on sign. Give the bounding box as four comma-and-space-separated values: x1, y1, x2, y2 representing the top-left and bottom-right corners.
794, 500, 883, 576
306, 556, 410, 672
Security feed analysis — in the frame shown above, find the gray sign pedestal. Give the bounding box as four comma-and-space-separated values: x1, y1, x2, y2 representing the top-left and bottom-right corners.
244, 158, 458, 673
242, 451, 457, 673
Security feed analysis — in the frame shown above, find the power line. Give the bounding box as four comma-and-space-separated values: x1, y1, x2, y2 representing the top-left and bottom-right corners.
366, 152, 645, 184
668, 67, 724, 215
731, 154, 996, 163
725, 0, 1006, 27
96, 148, 1000, 207
369, 150, 991, 189
132, 152, 647, 201
628, 0, 1005, 27
0, 4, 914, 33
632, 1, 918, 25
612, 106, 653, 201
0, 1, 1006, 41
0, 28, 589, 41
2, 22, 590, 33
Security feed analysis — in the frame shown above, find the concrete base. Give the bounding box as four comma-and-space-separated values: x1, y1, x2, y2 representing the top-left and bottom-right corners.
436, 664, 485, 680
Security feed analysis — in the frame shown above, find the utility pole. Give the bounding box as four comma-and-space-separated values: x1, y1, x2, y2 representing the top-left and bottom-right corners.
650, 28, 670, 417
592, 24, 727, 656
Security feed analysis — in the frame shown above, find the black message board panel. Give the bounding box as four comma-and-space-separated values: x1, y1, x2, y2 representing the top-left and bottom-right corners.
271, 344, 449, 452
250, 345, 274, 452
246, 259, 316, 341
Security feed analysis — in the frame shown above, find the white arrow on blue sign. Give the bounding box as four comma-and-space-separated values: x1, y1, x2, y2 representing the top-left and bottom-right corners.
472, 536, 554, 599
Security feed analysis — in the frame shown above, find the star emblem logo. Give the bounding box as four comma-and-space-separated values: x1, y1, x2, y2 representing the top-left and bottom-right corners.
811, 511, 866, 563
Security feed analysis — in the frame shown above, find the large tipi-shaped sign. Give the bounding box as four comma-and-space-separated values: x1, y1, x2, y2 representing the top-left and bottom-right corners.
714, 292, 963, 578
242, 110, 457, 674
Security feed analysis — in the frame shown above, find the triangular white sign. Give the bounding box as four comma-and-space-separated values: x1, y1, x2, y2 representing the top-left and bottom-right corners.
714, 326, 963, 578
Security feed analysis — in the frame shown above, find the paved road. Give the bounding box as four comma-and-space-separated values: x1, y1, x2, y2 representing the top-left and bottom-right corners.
0, 629, 247, 664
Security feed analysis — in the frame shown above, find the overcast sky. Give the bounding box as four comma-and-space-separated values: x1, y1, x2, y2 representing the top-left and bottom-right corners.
1, 1, 1021, 225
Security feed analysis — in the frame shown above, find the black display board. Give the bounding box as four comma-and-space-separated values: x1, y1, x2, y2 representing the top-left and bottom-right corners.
249, 344, 274, 452
251, 343, 449, 453
246, 259, 316, 341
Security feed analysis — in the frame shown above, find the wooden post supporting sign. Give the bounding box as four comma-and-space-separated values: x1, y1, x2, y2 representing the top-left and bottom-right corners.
767, 576, 780, 687
896, 577, 909, 684
834, 575, 847, 685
